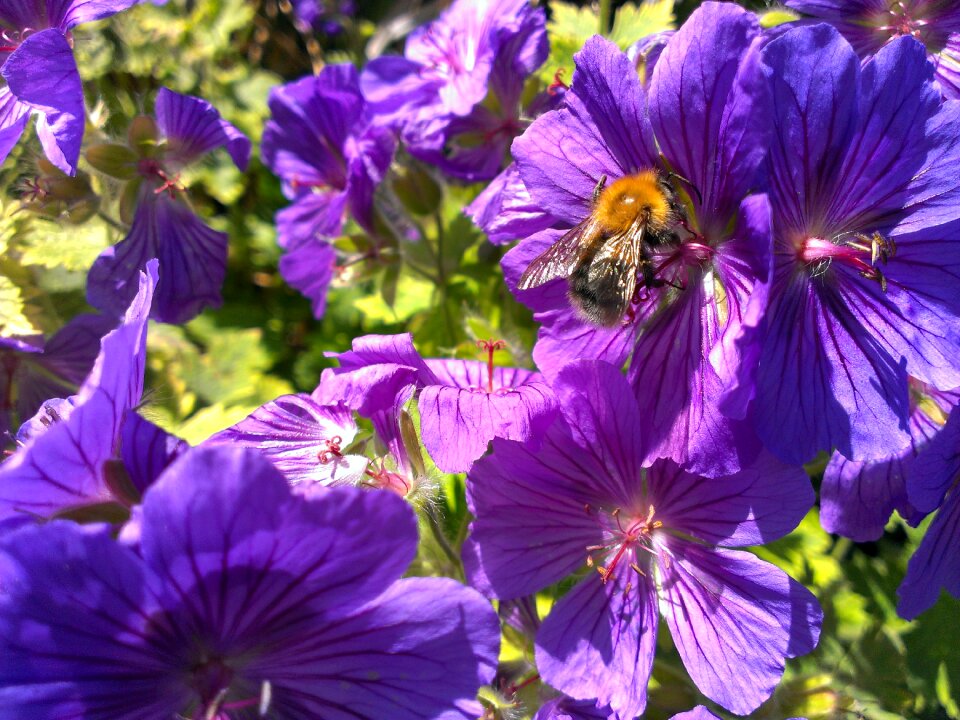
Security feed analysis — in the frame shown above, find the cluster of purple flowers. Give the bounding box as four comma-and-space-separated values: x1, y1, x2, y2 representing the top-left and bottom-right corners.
5, 0, 960, 717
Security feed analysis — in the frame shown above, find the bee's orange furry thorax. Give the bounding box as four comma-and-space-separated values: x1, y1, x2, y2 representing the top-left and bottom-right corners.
594, 170, 671, 235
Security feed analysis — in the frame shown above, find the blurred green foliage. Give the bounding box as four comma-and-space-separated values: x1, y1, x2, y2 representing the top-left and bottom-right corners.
1, 0, 957, 718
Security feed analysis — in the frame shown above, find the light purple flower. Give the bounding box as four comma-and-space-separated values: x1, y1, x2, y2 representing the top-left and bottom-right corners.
897, 403, 960, 618
786, 0, 960, 98
821, 380, 958, 541
0, 261, 163, 521
501, 4, 774, 476
261, 64, 395, 317
318, 333, 557, 474
0, 314, 112, 438
398, 1, 549, 182
0, 444, 500, 718
754, 25, 960, 464
464, 360, 821, 718
87, 88, 250, 325
0, 0, 141, 174
207, 393, 370, 489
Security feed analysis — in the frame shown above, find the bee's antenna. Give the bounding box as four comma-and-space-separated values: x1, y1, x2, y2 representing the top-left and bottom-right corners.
666, 171, 702, 206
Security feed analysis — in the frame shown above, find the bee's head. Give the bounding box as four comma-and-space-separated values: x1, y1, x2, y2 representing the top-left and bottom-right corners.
594, 170, 672, 234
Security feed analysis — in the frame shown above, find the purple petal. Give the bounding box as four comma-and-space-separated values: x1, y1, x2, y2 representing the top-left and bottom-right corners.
141, 445, 418, 621
829, 37, 960, 237
49, 0, 141, 30
628, 283, 744, 476
418, 359, 557, 473
207, 394, 368, 487
1, 29, 83, 175
360, 56, 443, 128
0, 261, 155, 521
466, 163, 557, 245
536, 575, 659, 719
762, 24, 859, 236
649, 453, 814, 547
513, 35, 657, 226
907, 404, 960, 513
276, 191, 349, 244
463, 432, 605, 599
87, 191, 226, 324
534, 698, 613, 720
0, 88, 29, 169
120, 412, 188, 495
649, 2, 766, 233
251, 576, 499, 719
278, 233, 336, 319
0, 522, 184, 718
154, 87, 250, 171
754, 277, 911, 464
551, 360, 646, 490
670, 707, 723, 720
822, 385, 958, 540
897, 486, 960, 619
658, 542, 822, 715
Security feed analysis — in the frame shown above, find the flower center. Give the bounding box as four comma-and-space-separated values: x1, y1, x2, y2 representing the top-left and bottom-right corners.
798, 231, 896, 291
137, 158, 184, 198
585, 505, 662, 586
190, 659, 270, 720
875, 1, 929, 41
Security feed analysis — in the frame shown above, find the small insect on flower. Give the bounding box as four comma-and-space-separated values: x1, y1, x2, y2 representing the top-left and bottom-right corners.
517, 170, 687, 326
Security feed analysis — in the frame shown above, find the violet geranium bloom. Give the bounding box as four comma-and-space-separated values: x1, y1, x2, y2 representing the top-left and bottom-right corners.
786, 0, 960, 99
0, 261, 183, 522
464, 361, 821, 718
754, 26, 960, 464
317, 333, 557, 474
897, 404, 960, 618
0, 445, 500, 718
821, 381, 958, 541
0, 314, 112, 438
502, 3, 774, 476
87, 88, 250, 325
261, 64, 395, 318
0, 0, 140, 174
207, 393, 370, 489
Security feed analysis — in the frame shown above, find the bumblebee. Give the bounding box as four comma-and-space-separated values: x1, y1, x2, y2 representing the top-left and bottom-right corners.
518, 170, 685, 327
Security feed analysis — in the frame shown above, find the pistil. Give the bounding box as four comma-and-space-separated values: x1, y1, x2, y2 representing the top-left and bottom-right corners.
800, 231, 895, 291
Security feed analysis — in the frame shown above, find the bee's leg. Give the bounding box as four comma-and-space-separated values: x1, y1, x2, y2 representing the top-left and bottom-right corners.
592, 175, 608, 204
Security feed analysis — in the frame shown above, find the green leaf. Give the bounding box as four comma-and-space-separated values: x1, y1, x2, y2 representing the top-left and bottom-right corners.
609, 0, 675, 47
18, 222, 113, 273
0, 275, 38, 335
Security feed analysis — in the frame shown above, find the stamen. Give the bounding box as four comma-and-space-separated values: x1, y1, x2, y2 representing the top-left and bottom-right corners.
589, 505, 662, 584
548, 68, 569, 95
801, 232, 895, 291
476, 339, 506, 393
317, 435, 343, 463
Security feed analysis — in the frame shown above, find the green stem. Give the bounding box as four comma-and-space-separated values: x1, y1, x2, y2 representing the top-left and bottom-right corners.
424, 503, 463, 578
434, 211, 457, 343
599, 0, 613, 35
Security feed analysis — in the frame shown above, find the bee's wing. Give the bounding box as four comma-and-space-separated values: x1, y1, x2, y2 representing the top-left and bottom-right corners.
517, 217, 602, 290
584, 227, 647, 316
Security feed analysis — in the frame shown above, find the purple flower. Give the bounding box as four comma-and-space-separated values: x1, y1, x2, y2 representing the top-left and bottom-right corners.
290, 0, 355, 34
533, 697, 612, 720
464, 360, 821, 718
501, 3, 774, 476
87, 88, 250, 325
754, 25, 960, 464
398, 1, 549, 182
897, 403, 960, 618
318, 333, 557, 474
786, 0, 960, 98
207, 393, 370, 489
821, 380, 958, 541
261, 64, 395, 317
0, 314, 112, 438
0, 261, 176, 522
0, 0, 140, 174
0, 444, 500, 718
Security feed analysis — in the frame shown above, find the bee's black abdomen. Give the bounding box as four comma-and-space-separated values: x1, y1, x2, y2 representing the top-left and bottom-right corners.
569, 257, 632, 327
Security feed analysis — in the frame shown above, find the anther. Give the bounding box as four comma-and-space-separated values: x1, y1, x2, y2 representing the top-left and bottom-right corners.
317, 436, 343, 463
548, 68, 569, 96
